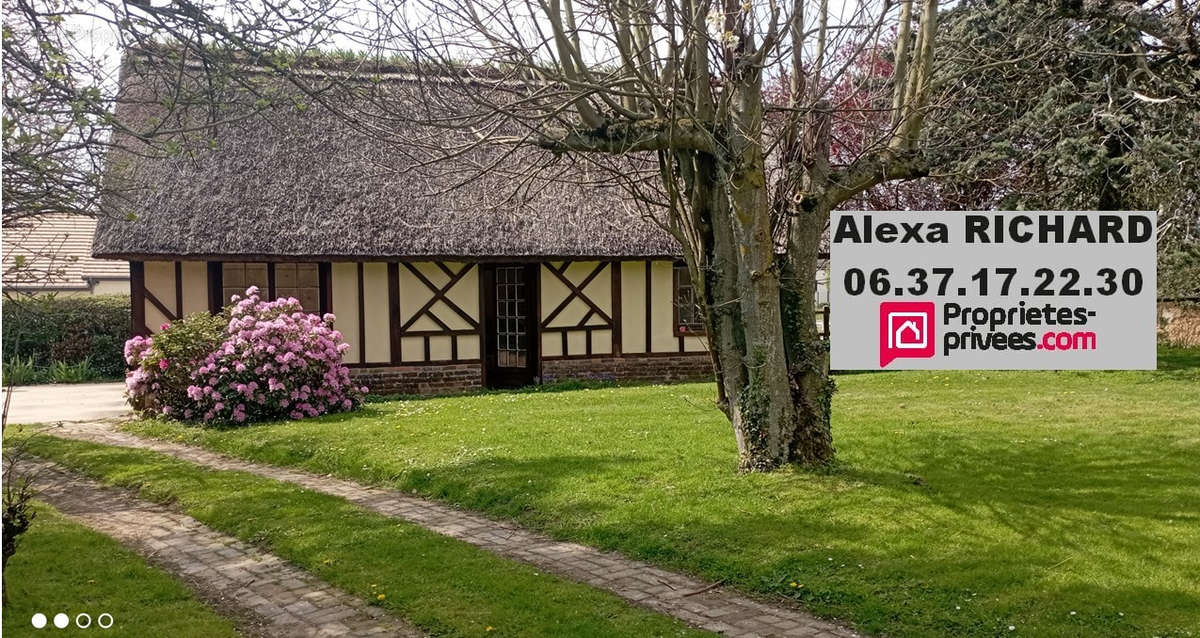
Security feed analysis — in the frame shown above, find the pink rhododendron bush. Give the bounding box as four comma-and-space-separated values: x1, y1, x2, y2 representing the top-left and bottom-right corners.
125, 286, 366, 425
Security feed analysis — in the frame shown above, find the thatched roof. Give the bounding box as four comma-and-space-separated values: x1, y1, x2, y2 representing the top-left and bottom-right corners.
94, 55, 678, 261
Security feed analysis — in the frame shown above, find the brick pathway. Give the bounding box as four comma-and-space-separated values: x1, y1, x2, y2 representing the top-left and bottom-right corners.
45, 421, 861, 638
31, 460, 423, 638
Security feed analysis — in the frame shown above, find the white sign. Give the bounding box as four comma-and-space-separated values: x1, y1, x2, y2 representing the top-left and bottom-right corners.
830, 211, 1157, 370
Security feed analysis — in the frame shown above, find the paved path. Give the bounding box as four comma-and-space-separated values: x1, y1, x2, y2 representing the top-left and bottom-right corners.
31, 460, 423, 638
2, 382, 129, 424
43, 421, 860, 638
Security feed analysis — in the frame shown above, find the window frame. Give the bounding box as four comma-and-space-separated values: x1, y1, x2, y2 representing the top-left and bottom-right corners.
671, 262, 706, 337
208, 261, 331, 315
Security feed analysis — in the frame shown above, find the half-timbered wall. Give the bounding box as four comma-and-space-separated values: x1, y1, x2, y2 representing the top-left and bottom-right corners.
328, 262, 393, 365
330, 263, 363, 363
133, 260, 210, 334
618, 260, 708, 355
539, 261, 617, 358
395, 262, 481, 364
131, 258, 709, 382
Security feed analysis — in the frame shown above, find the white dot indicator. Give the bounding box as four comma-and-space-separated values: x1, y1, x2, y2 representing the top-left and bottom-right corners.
53, 613, 69, 628
98, 613, 114, 629
76, 613, 93, 628
31, 613, 47, 628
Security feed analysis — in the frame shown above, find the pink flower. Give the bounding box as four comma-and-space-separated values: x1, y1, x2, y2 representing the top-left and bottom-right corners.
127, 284, 361, 425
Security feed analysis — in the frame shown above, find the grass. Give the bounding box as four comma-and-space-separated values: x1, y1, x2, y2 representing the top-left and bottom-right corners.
123, 346, 1200, 637
9, 434, 706, 638
0, 503, 240, 638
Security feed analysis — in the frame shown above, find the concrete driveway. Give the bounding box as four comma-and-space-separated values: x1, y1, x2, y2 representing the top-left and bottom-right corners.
2, 382, 129, 425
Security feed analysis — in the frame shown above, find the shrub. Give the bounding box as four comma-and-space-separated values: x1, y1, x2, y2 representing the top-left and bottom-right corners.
125, 286, 366, 424
1, 357, 44, 386
47, 358, 103, 384
1160, 243, 1200, 305
3, 434, 39, 604
2, 295, 129, 379
124, 312, 227, 415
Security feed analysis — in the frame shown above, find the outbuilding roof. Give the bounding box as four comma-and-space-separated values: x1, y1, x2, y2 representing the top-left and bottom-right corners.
93, 55, 679, 261
5, 214, 129, 291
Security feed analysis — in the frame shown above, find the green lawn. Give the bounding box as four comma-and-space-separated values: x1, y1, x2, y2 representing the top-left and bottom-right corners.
1, 503, 240, 638
12, 434, 705, 638
123, 346, 1200, 637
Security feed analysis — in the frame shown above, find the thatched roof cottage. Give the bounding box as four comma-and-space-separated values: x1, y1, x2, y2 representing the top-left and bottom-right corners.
96, 55, 716, 393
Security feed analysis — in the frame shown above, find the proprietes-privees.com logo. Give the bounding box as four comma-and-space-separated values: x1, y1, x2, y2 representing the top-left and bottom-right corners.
879, 301, 1098, 368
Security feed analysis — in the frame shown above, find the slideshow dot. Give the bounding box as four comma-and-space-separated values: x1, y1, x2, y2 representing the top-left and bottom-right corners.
31, 613, 47, 629
53, 613, 69, 628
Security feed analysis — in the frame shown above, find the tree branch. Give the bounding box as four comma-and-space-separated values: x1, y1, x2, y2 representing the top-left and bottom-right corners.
518, 118, 717, 154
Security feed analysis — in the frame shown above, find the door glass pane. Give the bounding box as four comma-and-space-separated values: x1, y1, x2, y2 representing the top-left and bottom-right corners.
495, 267, 527, 368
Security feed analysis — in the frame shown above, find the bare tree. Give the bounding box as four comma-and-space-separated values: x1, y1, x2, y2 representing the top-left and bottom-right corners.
6, 0, 944, 470
1, 0, 340, 284
352, 0, 942, 470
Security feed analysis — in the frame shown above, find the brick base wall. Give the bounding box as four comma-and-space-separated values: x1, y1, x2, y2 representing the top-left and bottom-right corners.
352, 354, 712, 397
541, 353, 714, 385
351, 363, 483, 396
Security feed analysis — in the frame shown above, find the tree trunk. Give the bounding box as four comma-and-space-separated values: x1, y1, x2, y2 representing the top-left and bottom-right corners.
703, 182, 834, 471
781, 204, 836, 465
687, 75, 835, 472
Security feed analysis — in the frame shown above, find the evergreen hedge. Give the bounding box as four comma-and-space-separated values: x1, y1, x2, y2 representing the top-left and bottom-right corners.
2, 294, 130, 380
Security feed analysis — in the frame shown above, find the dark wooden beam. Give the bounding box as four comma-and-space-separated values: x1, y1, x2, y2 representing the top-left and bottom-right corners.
318, 263, 333, 315
672, 263, 685, 353
144, 288, 177, 326
130, 261, 147, 336
388, 262, 401, 364
357, 262, 366, 364
174, 261, 183, 318
207, 262, 223, 314
399, 262, 477, 332
479, 264, 489, 388
644, 260, 652, 353
611, 260, 622, 355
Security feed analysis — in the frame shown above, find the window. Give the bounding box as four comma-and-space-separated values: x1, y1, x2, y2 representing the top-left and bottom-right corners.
222, 262, 268, 303
673, 263, 705, 335
274, 263, 321, 312
220, 262, 322, 313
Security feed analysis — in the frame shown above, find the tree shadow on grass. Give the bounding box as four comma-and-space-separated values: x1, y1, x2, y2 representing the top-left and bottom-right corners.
387, 432, 1199, 635
394, 451, 1198, 636
1155, 345, 1200, 377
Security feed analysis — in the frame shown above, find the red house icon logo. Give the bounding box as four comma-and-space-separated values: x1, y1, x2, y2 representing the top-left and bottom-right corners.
879, 301, 936, 367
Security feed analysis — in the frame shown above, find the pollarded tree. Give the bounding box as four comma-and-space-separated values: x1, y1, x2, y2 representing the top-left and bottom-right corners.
14, 0, 950, 470
361, 0, 944, 470
29, 0, 945, 471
